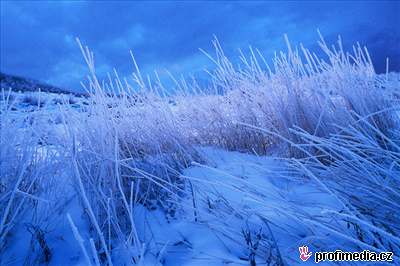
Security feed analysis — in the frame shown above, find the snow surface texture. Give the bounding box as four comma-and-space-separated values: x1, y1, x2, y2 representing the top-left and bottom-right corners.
1, 36, 399, 265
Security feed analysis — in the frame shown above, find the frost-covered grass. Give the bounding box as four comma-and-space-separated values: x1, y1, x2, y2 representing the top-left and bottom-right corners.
190, 118, 400, 264
0, 36, 399, 265
0, 95, 68, 261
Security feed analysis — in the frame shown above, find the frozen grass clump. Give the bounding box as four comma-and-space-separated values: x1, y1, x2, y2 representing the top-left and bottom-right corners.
72, 35, 396, 159
59, 36, 398, 263
185, 107, 399, 264
60, 101, 202, 263
195, 35, 395, 156
0, 90, 66, 258
54, 42, 206, 263
289, 110, 400, 254
1, 34, 399, 264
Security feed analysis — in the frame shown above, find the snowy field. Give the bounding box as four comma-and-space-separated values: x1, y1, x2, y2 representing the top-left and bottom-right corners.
1, 38, 400, 265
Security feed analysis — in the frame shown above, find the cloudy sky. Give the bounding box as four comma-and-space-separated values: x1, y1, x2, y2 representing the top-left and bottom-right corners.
1, 1, 399, 92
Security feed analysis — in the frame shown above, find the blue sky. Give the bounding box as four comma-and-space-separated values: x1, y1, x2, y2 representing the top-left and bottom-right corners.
1, 1, 399, 92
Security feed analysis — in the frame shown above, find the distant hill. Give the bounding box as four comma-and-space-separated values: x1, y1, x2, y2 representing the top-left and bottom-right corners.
0, 72, 87, 96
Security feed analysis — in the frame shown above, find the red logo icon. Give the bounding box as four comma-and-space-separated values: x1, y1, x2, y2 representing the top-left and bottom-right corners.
299, 246, 312, 262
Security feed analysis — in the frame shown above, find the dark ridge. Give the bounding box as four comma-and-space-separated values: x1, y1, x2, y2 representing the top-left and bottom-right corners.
0, 72, 88, 97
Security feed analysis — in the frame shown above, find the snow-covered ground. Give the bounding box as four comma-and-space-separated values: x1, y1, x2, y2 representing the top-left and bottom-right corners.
0, 146, 341, 265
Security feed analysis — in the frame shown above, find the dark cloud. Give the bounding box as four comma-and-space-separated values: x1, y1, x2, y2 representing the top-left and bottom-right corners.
1, 1, 399, 92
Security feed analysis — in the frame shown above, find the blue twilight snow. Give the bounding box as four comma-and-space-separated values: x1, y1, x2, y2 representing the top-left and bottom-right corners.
1, 1, 399, 91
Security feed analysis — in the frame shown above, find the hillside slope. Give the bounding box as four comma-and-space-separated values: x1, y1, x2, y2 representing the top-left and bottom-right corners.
0, 72, 86, 96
